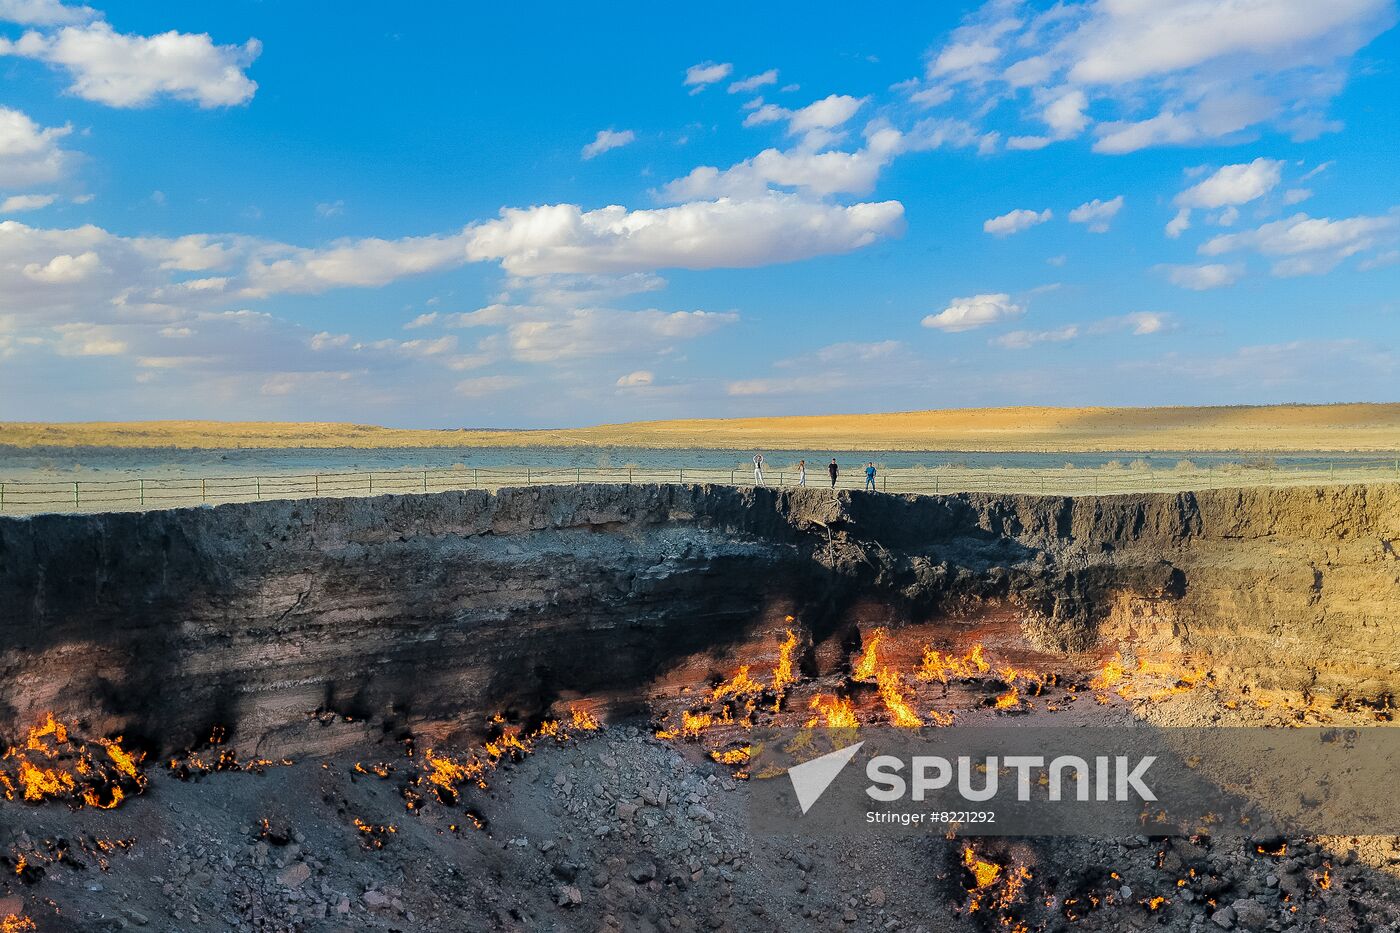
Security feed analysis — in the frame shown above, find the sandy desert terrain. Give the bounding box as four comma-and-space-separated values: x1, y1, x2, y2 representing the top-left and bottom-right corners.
3, 403, 1400, 452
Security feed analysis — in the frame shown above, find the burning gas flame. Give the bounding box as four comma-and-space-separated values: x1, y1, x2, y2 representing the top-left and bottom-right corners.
1, 714, 147, 808
875, 667, 922, 727
917, 643, 990, 683
852, 629, 884, 682
805, 694, 859, 729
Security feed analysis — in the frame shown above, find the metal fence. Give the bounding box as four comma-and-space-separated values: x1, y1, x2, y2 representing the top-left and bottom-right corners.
2, 459, 1399, 516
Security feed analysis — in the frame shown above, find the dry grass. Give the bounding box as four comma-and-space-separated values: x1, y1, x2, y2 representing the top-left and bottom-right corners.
3, 403, 1400, 452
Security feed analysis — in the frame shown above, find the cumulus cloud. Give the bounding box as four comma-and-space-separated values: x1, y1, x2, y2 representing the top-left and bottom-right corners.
581, 128, 635, 160
683, 60, 731, 92
0, 0, 95, 26
615, 369, 654, 387
1175, 158, 1284, 208
243, 231, 472, 296
1008, 88, 1090, 149
0, 21, 260, 107
983, 207, 1051, 236
742, 94, 866, 139
1165, 207, 1191, 239
1199, 210, 1400, 275
1, 192, 56, 212
728, 69, 777, 94
0, 106, 73, 187
23, 248, 103, 283
1068, 195, 1123, 232
1159, 262, 1245, 290
991, 325, 1078, 349
661, 126, 905, 200
463, 193, 905, 276
927, 0, 1396, 153
922, 293, 1024, 332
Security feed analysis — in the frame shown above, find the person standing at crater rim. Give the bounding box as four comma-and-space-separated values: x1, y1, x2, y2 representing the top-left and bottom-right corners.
828, 458, 839, 489
865, 461, 878, 492
753, 452, 765, 486
797, 459, 807, 487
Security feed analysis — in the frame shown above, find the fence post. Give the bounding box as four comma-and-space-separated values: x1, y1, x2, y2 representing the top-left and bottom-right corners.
882, 473, 887, 492
256, 477, 261, 500
423, 470, 428, 493
576, 467, 581, 484
526, 467, 531, 484
140, 479, 145, 507
679, 468, 684, 484
314, 474, 320, 496
368, 472, 374, 495
730, 469, 735, 485
201, 478, 206, 502
628, 468, 633, 484
473, 467, 478, 487
0, 482, 4, 512
74, 482, 80, 509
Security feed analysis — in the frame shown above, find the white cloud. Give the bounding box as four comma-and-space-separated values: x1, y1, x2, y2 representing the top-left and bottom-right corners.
463, 193, 905, 276
932, 0, 1395, 153
922, 293, 1024, 332
243, 230, 472, 295
1122, 311, 1167, 335
1068, 195, 1123, 232
581, 128, 635, 160
991, 325, 1078, 349
315, 200, 345, 218
728, 69, 777, 94
1, 192, 56, 212
1, 21, 261, 107
661, 126, 905, 199
1159, 262, 1245, 290
1066, 0, 1394, 85
0, 0, 95, 26
0, 106, 73, 187
1175, 158, 1284, 208
683, 60, 731, 92
742, 94, 866, 139
616, 370, 654, 387
1090, 311, 1172, 336
445, 304, 737, 362
23, 249, 103, 283
983, 207, 1051, 236
1283, 187, 1313, 204
52, 320, 124, 355
1165, 207, 1191, 239
1199, 210, 1400, 275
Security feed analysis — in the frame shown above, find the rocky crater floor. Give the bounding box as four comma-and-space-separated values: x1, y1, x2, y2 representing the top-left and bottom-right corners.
1, 483, 1397, 931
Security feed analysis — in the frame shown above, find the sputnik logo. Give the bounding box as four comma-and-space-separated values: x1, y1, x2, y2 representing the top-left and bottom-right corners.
787, 741, 863, 814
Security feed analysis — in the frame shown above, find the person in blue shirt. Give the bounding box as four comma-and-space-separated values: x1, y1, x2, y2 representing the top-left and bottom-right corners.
864, 461, 877, 492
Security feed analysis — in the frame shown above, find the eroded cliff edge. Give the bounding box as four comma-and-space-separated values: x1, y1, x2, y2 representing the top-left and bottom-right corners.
1, 483, 1396, 756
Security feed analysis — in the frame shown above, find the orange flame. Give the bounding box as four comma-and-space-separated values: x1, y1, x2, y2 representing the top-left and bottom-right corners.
852, 629, 884, 682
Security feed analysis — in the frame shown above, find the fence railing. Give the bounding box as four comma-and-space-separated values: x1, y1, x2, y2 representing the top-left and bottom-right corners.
1, 460, 1398, 515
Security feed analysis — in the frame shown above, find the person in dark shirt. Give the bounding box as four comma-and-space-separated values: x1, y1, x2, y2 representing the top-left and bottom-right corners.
828, 459, 839, 489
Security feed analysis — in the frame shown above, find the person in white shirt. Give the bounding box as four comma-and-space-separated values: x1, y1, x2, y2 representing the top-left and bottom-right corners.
797, 459, 807, 487
753, 453, 765, 486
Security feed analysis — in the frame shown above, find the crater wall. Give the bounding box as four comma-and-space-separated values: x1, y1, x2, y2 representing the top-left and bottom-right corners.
1, 483, 1395, 755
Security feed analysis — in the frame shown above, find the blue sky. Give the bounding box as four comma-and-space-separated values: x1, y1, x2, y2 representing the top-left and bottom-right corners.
1, 0, 1398, 428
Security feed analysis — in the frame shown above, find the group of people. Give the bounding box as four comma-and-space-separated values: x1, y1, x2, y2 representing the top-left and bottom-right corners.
750, 454, 879, 492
